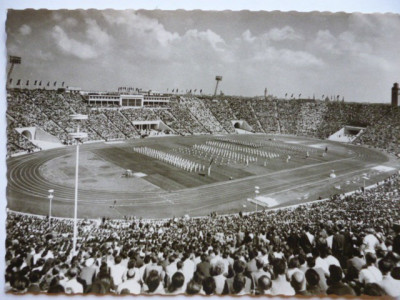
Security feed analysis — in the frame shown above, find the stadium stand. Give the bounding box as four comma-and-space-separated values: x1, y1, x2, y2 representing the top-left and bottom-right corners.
5, 173, 400, 296
6, 88, 400, 156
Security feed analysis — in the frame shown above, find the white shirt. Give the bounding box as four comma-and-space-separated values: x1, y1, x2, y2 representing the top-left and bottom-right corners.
323, 255, 341, 268
359, 265, 383, 284
315, 257, 330, 276
326, 235, 333, 249
182, 259, 195, 282
213, 274, 226, 294
64, 278, 83, 294
110, 263, 127, 286
118, 278, 141, 294
379, 275, 400, 297
363, 234, 379, 253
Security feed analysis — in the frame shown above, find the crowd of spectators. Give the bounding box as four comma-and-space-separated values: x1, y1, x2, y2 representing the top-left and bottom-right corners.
202, 98, 237, 134
5, 172, 400, 296
6, 117, 39, 156
102, 109, 138, 139
169, 100, 209, 134
226, 97, 264, 133
357, 106, 400, 155
251, 99, 280, 133
181, 97, 227, 134
7, 88, 400, 157
154, 109, 188, 135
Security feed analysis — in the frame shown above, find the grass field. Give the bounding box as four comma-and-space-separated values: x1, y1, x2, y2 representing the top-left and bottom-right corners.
6, 134, 400, 219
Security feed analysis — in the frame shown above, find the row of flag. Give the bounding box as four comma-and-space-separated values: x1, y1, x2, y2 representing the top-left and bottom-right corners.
284, 93, 343, 101
167, 89, 203, 94
9, 79, 66, 87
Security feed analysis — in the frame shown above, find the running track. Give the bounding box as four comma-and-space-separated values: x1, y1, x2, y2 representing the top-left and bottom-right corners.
6, 136, 398, 219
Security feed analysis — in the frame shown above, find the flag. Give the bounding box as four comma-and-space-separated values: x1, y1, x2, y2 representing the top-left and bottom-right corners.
54, 81, 57, 86
172, 89, 174, 93
9, 78, 12, 84
298, 93, 301, 98
176, 89, 178, 93
47, 82, 50, 87
285, 93, 288, 97
291, 94, 294, 98
62, 82, 65, 87
34, 80, 37, 86
200, 89, 202, 93
26, 80, 29, 86
16, 79, 21, 86
39, 81, 42, 86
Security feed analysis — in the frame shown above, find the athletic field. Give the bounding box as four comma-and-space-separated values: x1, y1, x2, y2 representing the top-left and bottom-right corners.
6, 134, 400, 219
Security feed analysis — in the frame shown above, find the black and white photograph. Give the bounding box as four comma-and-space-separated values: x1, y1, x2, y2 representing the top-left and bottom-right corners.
2, 1, 400, 299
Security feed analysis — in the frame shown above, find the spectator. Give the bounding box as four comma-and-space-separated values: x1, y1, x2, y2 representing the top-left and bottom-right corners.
326, 265, 355, 296
270, 259, 295, 296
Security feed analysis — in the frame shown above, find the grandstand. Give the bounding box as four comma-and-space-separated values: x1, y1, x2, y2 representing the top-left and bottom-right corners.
5, 87, 400, 297
7, 88, 400, 157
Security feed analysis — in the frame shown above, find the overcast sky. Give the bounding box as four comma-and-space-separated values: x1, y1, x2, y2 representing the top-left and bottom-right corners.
6, 10, 400, 102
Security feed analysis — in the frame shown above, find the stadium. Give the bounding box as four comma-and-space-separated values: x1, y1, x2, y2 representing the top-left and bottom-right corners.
6, 85, 400, 219
4, 9, 400, 298
5, 81, 400, 296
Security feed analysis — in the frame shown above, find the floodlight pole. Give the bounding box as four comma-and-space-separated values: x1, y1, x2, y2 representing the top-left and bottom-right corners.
69, 114, 88, 255
48, 189, 54, 227
7, 56, 22, 89
214, 76, 222, 97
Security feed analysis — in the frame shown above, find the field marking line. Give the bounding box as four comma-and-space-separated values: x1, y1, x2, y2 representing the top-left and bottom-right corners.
186, 166, 373, 213
174, 156, 358, 192
112, 206, 124, 217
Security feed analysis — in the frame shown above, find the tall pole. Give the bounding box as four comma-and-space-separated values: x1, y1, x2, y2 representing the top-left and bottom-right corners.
214, 80, 220, 97
69, 114, 87, 256
72, 124, 80, 255
214, 76, 222, 97
48, 189, 54, 227
255, 186, 259, 214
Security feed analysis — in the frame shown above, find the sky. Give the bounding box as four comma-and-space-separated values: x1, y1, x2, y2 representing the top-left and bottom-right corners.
5, 9, 400, 103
